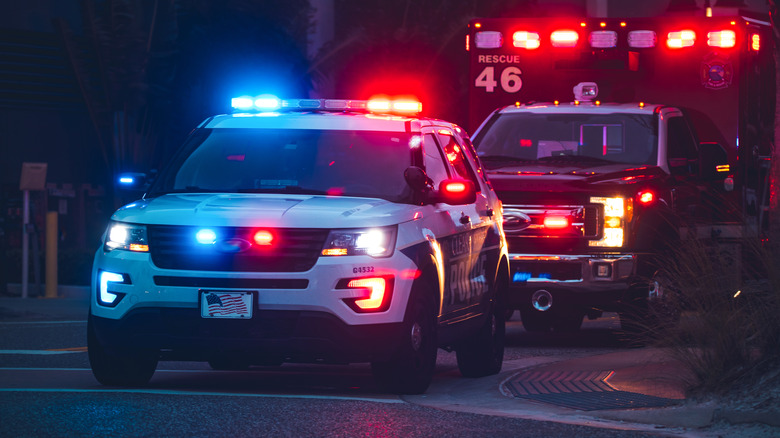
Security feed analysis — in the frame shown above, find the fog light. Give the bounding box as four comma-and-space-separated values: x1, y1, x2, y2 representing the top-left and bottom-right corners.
98, 271, 128, 307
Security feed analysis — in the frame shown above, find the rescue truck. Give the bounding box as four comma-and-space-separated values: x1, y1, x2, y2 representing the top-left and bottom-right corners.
89, 96, 509, 394
465, 15, 774, 332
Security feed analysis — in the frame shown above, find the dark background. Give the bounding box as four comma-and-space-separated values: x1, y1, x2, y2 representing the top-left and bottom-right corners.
0, 0, 770, 287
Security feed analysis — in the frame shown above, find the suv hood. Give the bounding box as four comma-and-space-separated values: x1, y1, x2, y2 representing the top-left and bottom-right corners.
487, 163, 667, 193
111, 193, 414, 228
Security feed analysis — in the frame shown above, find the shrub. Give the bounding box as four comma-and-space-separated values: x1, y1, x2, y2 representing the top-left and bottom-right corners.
655, 235, 780, 395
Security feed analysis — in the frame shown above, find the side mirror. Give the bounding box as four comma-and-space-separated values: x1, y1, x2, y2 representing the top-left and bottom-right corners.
435, 179, 477, 205
698, 142, 729, 181
116, 171, 155, 192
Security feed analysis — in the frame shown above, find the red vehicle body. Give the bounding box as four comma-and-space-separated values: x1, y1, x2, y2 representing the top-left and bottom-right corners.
465, 14, 774, 332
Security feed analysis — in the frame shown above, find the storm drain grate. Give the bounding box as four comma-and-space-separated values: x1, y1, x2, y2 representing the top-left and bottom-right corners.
505, 370, 679, 411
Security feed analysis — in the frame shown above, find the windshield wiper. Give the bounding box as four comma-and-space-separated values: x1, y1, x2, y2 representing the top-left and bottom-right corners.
235, 186, 329, 195
479, 155, 538, 163
537, 155, 616, 164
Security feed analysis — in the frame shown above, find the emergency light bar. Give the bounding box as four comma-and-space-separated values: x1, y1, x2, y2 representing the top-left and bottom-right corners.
472, 22, 753, 51
231, 96, 422, 115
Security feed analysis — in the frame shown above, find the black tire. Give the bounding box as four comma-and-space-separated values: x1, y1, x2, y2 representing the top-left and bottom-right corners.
456, 298, 506, 378
88, 315, 158, 387
371, 283, 438, 395
519, 304, 553, 332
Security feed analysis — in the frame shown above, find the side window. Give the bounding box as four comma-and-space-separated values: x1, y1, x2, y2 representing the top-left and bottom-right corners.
422, 133, 450, 187
459, 134, 491, 185
667, 117, 698, 160
436, 132, 479, 185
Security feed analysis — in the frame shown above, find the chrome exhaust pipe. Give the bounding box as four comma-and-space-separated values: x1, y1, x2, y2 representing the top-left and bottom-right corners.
531, 289, 553, 312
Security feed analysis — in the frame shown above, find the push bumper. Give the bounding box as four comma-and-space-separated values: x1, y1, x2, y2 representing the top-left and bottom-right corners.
90, 308, 406, 365
506, 253, 638, 310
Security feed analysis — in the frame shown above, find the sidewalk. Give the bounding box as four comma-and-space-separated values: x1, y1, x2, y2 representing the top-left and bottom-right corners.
2, 289, 779, 437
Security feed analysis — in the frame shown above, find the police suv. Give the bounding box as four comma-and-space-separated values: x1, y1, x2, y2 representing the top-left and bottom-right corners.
89, 96, 509, 394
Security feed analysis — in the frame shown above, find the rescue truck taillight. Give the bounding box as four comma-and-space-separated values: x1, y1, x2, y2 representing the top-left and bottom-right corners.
751, 34, 760, 51
551, 30, 579, 47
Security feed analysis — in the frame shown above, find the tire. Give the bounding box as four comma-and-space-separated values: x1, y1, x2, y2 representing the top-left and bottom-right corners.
88, 315, 158, 387
456, 297, 506, 378
519, 304, 553, 332
371, 282, 438, 395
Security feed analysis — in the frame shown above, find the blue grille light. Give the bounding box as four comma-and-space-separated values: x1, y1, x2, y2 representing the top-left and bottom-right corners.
196, 229, 217, 245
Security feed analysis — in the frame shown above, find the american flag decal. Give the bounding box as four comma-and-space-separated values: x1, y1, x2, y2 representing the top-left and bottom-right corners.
204, 292, 250, 316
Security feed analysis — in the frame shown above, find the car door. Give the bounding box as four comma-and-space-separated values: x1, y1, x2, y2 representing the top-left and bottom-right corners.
425, 128, 495, 325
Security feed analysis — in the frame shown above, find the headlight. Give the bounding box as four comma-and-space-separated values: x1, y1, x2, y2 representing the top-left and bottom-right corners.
105, 222, 149, 252
589, 197, 625, 248
321, 226, 397, 257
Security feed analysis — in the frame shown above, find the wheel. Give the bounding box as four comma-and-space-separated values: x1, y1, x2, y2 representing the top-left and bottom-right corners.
519, 304, 553, 332
88, 315, 158, 386
456, 297, 506, 378
371, 282, 438, 395
505, 309, 516, 321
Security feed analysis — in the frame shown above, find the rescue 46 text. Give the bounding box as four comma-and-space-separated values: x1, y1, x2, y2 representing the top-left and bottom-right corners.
478, 55, 522, 63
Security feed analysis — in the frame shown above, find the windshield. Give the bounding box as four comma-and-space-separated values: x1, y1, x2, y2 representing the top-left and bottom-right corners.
474, 112, 658, 167
149, 128, 415, 202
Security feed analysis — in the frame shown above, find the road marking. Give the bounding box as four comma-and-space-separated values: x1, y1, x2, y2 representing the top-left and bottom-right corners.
0, 387, 405, 404
0, 349, 87, 355
0, 321, 86, 325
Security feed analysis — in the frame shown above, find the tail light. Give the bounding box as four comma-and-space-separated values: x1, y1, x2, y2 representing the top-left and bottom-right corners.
750, 34, 760, 51
589, 31, 617, 48
628, 30, 657, 48
475, 31, 503, 49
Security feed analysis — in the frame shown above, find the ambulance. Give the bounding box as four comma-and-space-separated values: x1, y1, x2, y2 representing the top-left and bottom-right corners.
466, 14, 774, 332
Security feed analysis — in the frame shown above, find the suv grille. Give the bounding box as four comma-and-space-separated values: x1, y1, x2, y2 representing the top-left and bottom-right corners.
503, 204, 601, 238
148, 225, 329, 272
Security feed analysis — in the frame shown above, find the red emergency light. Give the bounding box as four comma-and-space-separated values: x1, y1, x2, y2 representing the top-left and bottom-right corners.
543, 215, 569, 229
751, 34, 760, 51
708, 30, 736, 48
637, 190, 655, 205
513, 31, 540, 49
253, 230, 274, 246
550, 30, 579, 48
667, 30, 696, 48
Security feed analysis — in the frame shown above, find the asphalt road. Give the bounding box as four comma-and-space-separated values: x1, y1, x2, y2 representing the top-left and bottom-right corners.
0, 304, 670, 437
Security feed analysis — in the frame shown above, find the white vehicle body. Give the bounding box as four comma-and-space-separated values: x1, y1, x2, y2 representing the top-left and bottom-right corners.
89, 99, 509, 394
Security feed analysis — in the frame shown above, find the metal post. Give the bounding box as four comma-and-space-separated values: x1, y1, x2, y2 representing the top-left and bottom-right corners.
45, 211, 58, 298
21, 189, 29, 298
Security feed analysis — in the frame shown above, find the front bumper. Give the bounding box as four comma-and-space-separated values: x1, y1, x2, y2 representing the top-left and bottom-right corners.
90, 309, 405, 364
